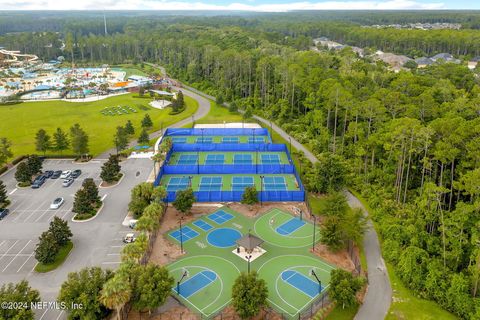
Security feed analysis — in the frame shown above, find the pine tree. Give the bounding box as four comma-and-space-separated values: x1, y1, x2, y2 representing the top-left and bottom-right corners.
0, 137, 13, 166
15, 162, 31, 184
0, 180, 9, 208
138, 128, 149, 144
70, 124, 89, 159
114, 126, 129, 154
176, 91, 185, 110
35, 129, 51, 156
82, 178, 100, 204
53, 128, 69, 154
26, 155, 42, 176
35, 231, 59, 264
48, 217, 72, 247
125, 120, 135, 135
73, 188, 93, 215
100, 154, 122, 183
141, 114, 153, 128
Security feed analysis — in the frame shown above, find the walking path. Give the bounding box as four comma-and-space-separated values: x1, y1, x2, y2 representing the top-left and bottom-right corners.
148, 63, 392, 320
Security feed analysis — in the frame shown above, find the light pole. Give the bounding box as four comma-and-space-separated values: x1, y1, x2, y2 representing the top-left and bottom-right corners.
269, 121, 273, 143
179, 217, 184, 254
256, 146, 259, 174
201, 128, 204, 143
245, 255, 252, 273
311, 213, 317, 251
188, 175, 193, 187
191, 115, 195, 128
260, 175, 264, 206
196, 148, 200, 174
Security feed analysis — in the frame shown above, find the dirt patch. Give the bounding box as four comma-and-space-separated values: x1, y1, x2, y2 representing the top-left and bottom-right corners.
149, 205, 220, 265
129, 306, 198, 320
212, 306, 284, 320
311, 243, 355, 272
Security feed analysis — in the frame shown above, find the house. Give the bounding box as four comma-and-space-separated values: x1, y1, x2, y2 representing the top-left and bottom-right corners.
415, 57, 434, 68
127, 75, 152, 86
376, 52, 412, 68
468, 56, 480, 70
431, 53, 460, 64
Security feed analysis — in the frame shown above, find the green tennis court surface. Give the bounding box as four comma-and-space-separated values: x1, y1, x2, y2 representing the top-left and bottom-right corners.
165, 207, 333, 319
168, 151, 291, 165
168, 135, 270, 144
160, 174, 300, 192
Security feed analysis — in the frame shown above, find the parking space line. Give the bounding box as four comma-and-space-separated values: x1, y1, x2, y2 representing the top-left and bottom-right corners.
23, 209, 47, 223
0, 240, 19, 262
8, 188, 17, 195
107, 253, 121, 256
102, 261, 121, 265
110, 245, 123, 248
2, 240, 31, 272
17, 253, 34, 273
56, 310, 64, 320
101, 194, 108, 201
34, 209, 54, 223
0, 240, 6, 248
13, 200, 48, 222
39, 308, 49, 320
60, 207, 73, 220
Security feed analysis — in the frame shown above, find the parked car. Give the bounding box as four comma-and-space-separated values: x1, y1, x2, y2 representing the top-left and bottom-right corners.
0, 208, 9, 220
31, 175, 46, 189
60, 170, 71, 179
71, 169, 82, 179
51, 170, 62, 179
129, 219, 138, 229
50, 197, 65, 209
43, 170, 54, 178
123, 233, 136, 243
62, 178, 74, 187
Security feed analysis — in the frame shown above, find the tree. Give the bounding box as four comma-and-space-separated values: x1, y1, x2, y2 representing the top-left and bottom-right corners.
175, 90, 185, 110
70, 123, 89, 159
35, 129, 51, 156
241, 186, 259, 205
82, 178, 100, 204
306, 153, 348, 193
138, 128, 149, 144
15, 162, 31, 184
229, 100, 238, 113
114, 126, 129, 154
53, 128, 69, 154
125, 120, 135, 135
131, 264, 174, 314
100, 274, 131, 320
73, 188, 94, 215
173, 188, 195, 215
58, 267, 113, 320
216, 94, 224, 106
141, 114, 153, 128
35, 231, 59, 264
232, 272, 268, 319
139, 87, 145, 97
0, 180, 10, 208
49, 217, 72, 247
243, 107, 253, 120
0, 280, 40, 320
128, 182, 160, 218
0, 137, 12, 166
100, 154, 122, 183
329, 269, 364, 309
26, 155, 42, 177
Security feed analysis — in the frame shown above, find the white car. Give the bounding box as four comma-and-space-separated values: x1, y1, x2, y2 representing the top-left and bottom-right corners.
123, 233, 136, 243
60, 170, 72, 179
50, 197, 64, 209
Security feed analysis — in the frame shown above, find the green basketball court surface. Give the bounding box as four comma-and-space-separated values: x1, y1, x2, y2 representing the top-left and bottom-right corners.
166, 207, 334, 319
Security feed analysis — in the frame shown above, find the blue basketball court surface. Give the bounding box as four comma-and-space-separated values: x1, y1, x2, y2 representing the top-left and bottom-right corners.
234, 154, 252, 164
199, 176, 222, 191
170, 226, 200, 242
167, 177, 190, 192
174, 270, 217, 298
207, 228, 242, 248
193, 220, 213, 231
281, 270, 322, 298
205, 154, 225, 165
208, 210, 234, 224
232, 176, 254, 191
276, 218, 306, 235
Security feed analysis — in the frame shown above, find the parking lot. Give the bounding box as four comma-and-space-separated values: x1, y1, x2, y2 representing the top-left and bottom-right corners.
0, 157, 154, 320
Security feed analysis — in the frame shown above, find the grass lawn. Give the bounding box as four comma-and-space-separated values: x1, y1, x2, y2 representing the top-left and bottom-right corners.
195, 101, 244, 125
35, 241, 73, 273
325, 304, 359, 320
0, 93, 197, 159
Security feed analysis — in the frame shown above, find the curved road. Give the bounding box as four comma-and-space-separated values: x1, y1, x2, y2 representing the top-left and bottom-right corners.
158, 68, 392, 320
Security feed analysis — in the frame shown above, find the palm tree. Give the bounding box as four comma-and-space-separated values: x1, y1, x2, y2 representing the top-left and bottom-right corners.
151, 152, 165, 178
100, 275, 131, 320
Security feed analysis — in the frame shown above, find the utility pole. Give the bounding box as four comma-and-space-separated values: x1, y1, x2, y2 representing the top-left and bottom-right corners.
103, 13, 108, 35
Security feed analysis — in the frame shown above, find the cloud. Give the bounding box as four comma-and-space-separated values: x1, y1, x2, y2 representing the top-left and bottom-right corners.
0, 0, 446, 11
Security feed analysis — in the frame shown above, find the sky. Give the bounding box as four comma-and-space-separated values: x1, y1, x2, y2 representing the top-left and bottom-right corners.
0, 0, 479, 11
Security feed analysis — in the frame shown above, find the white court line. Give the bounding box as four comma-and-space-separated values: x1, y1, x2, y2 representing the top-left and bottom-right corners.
39, 308, 49, 320
17, 252, 34, 273
2, 240, 31, 272
9, 188, 17, 195
0, 240, 19, 262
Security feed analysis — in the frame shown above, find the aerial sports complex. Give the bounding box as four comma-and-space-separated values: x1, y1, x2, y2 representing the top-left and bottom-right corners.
154, 127, 306, 203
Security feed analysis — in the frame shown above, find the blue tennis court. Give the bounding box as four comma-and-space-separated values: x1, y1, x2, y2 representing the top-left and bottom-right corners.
199, 176, 222, 191
208, 210, 234, 224
178, 154, 198, 165
276, 218, 306, 235
222, 137, 239, 143
232, 176, 254, 191
261, 154, 280, 164
174, 270, 217, 298
193, 220, 213, 231
167, 177, 190, 192
196, 137, 213, 143
234, 154, 252, 164
170, 226, 199, 242
172, 137, 187, 144
248, 136, 266, 143
281, 270, 322, 298
263, 176, 287, 191
205, 154, 225, 165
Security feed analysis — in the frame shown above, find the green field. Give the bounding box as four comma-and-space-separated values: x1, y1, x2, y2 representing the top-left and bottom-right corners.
168, 151, 290, 165
0, 93, 198, 158
166, 207, 332, 319
160, 174, 300, 192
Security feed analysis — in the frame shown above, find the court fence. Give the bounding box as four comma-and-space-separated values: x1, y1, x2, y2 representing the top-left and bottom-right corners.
161, 127, 271, 141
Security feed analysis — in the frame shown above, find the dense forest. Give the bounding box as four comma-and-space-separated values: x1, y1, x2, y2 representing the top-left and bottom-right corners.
2, 12, 480, 318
